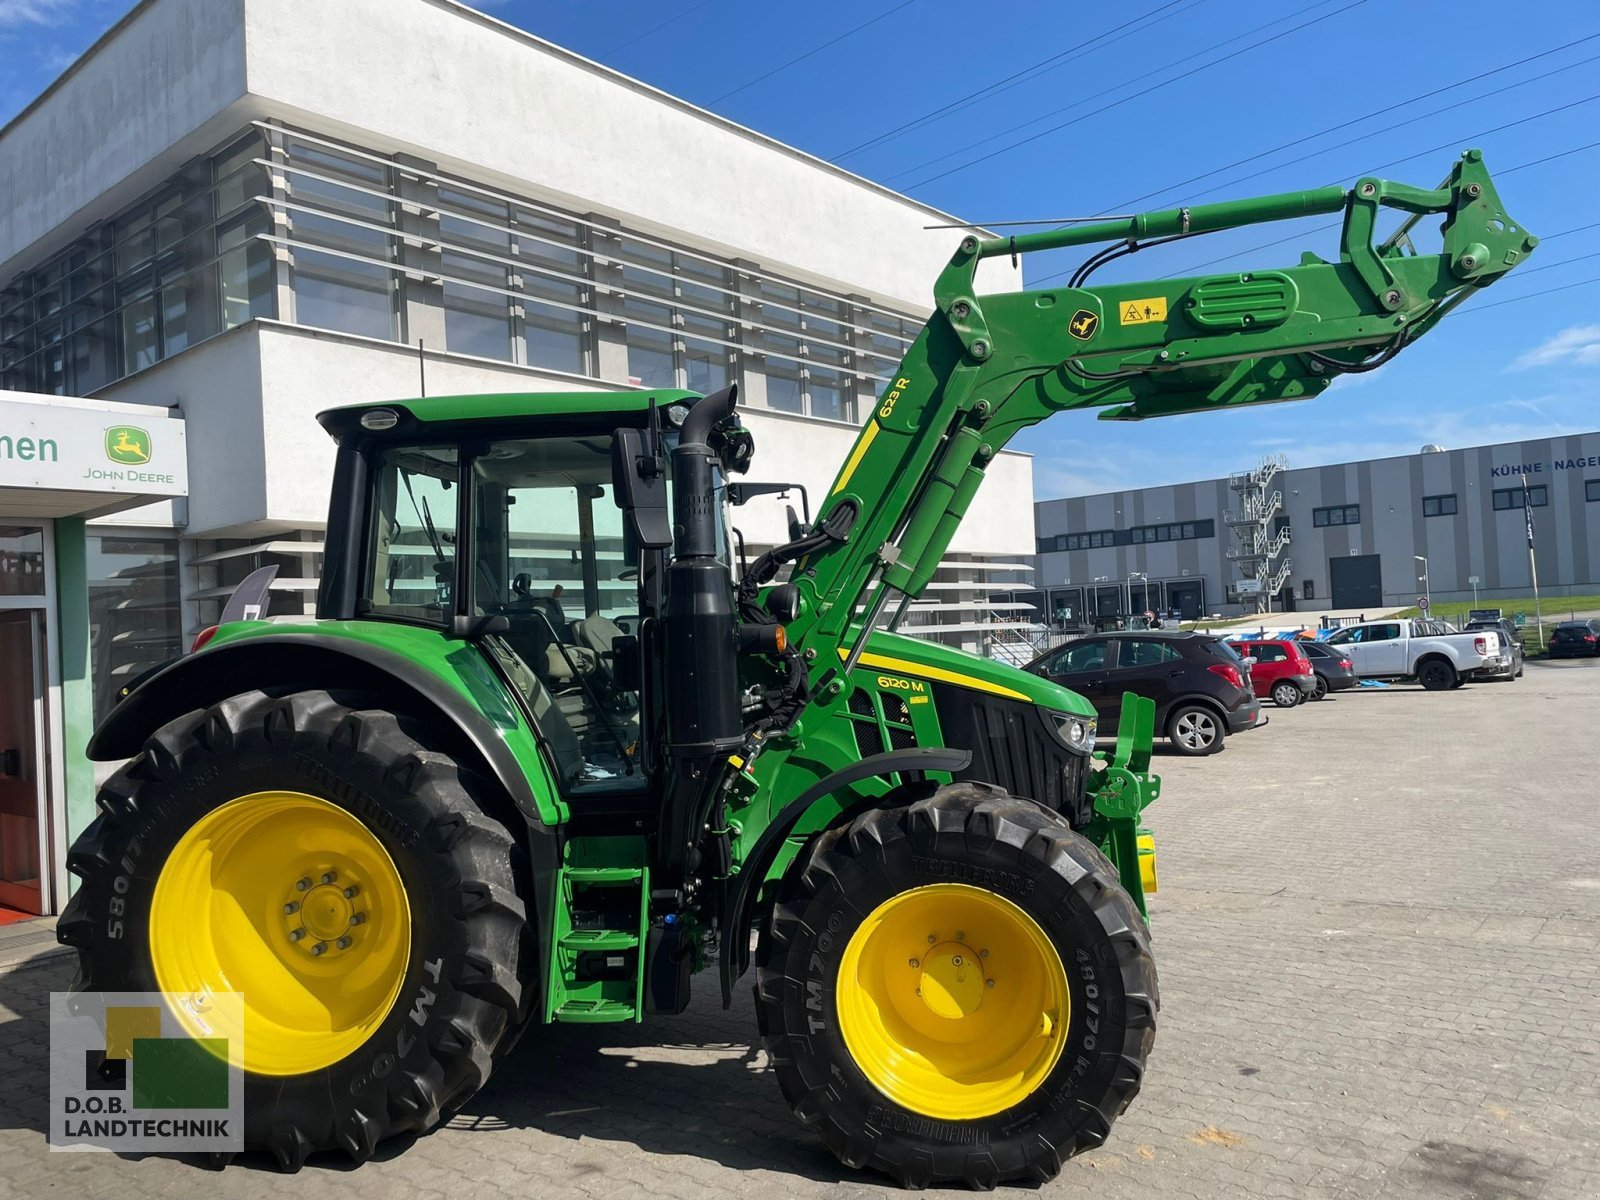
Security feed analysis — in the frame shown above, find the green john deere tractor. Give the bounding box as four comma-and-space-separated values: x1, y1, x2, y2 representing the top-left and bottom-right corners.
61, 153, 1531, 1185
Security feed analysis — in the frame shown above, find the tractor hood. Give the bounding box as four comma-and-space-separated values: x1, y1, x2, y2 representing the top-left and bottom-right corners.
843, 630, 1094, 717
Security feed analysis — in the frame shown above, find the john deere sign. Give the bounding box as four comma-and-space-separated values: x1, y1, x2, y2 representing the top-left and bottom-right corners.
105, 427, 152, 466
0, 393, 186, 500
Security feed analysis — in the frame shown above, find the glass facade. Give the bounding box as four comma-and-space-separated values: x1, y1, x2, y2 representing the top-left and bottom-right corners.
1, 123, 923, 425
1, 133, 275, 396
85, 532, 183, 724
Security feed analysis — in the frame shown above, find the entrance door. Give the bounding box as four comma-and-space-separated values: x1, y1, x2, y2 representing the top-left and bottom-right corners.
1168, 581, 1203, 620
1330, 554, 1382, 610
0, 610, 46, 914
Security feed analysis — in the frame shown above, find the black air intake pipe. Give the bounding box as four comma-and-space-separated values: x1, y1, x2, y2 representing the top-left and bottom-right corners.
659, 385, 744, 887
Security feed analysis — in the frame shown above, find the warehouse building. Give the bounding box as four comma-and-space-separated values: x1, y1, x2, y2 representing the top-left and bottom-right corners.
0, 0, 1034, 916
1026, 431, 1600, 626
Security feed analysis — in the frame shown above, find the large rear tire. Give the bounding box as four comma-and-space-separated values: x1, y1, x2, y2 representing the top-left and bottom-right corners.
1418, 659, 1457, 691
57, 689, 533, 1170
755, 783, 1157, 1188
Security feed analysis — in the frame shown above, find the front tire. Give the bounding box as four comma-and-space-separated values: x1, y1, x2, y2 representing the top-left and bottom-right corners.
755, 783, 1157, 1188
58, 690, 533, 1170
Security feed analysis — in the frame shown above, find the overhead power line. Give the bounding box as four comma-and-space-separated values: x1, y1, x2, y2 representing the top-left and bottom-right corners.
709, 0, 921, 105
1462, 270, 1600, 314
1098, 32, 1600, 216
1028, 105, 1600, 287
894, 0, 1368, 190
828, 0, 1197, 163
600, 0, 717, 57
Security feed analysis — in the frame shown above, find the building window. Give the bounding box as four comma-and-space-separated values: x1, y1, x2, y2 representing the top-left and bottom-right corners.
1587, 479, 1600, 502
86, 532, 183, 724
285, 138, 397, 341
1062, 520, 1215, 551
439, 186, 514, 361
1312, 504, 1361, 527
1422, 493, 1458, 517
0, 121, 923, 408
1492, 485, 1547, 510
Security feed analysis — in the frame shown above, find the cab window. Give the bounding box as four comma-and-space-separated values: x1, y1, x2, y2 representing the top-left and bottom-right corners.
364, 445, 459, 623
1367, 623, 1402, 642
472, 437, 646, 794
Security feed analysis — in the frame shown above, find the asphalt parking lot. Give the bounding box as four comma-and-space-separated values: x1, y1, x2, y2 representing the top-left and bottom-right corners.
2, 658, 1598, 1199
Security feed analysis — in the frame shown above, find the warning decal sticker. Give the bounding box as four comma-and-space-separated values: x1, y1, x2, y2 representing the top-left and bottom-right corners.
1119, 297, 1168, 325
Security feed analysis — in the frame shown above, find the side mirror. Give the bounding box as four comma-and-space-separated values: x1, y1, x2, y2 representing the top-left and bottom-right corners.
611, 634, 642, 692
612, 425, 671, 549
451, 613, 510, 641
765, 582, 801, 624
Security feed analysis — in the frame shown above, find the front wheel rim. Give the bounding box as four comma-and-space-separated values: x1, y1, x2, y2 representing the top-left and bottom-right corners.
836, 884, 1070, 1121
149, 791, 412, 1076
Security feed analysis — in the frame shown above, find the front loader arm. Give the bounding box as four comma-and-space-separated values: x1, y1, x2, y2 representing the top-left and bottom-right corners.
781, 150, 1534, 653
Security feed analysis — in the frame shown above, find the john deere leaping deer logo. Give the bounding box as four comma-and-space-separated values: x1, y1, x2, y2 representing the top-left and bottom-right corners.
105, 426, 152, 466
1068, 308, 1099, 341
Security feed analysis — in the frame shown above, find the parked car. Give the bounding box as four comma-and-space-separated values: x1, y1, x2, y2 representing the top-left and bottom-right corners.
1549, 619, 1600, 658
1323, 617, 1508, 690
1299, 640, 1359, 699
1463, 617, 1525, 679
1231, 639, 1317, 708
1024, 631, 1264, 756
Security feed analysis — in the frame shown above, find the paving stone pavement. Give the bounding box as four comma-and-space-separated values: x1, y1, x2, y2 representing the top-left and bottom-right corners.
2, 658, 1598, 1198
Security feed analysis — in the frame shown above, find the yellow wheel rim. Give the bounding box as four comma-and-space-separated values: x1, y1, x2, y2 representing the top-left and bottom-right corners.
150, 791, 412, 1076
837, 883, 1069, 1120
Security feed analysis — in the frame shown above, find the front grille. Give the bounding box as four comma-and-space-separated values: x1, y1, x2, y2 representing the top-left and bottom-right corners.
934, 690, 1092, 827
847, 688, 884, 757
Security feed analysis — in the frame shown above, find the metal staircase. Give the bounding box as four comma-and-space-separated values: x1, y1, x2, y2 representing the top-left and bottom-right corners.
1225, 455, 1291, 615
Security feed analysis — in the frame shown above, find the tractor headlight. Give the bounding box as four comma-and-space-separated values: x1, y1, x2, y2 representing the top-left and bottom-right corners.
1049, 710, 1096, 752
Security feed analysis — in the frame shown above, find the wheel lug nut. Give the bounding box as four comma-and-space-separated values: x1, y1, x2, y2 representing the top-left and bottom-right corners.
311, 941, 328, 956
336, 936, 353, 950
927, 934, 937, 944
985, 979, 995, 988
321, 871, 337, 885
955, 931, 965, 941
295, 878, 311, 892
342, 886, 359, 899
952, 955, 963, 966
908, 958, 920, 969
283, 901, 299, 915
350, 913, 366, 927
289, 929, 306, 942
979, 949, 989, 959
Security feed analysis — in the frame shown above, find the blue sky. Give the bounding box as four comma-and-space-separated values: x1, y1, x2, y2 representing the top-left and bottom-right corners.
4, 0, 1597, 498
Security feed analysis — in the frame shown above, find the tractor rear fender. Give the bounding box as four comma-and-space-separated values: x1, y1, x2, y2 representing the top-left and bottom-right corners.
717, 746, 971, 1007
88, 633, 556, 829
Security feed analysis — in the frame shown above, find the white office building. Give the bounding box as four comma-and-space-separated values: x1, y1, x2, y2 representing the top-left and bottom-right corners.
0, 0, 1036, 916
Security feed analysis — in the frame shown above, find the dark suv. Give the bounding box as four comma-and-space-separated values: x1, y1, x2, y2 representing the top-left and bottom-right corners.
1024, 631, 1264, 756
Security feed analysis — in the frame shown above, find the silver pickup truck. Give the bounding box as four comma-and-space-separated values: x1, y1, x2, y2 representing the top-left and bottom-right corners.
1324, 618, 1508, 690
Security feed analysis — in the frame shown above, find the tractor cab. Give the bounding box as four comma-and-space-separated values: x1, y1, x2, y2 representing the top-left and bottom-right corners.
320, 388, 735, 799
